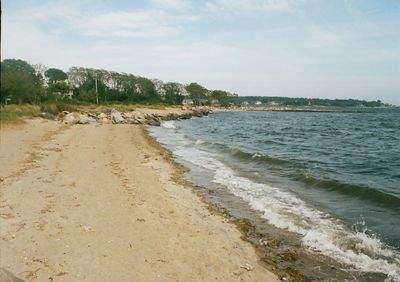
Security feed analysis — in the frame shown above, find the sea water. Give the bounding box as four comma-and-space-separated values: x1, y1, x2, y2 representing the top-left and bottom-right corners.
148, 109, 400, 281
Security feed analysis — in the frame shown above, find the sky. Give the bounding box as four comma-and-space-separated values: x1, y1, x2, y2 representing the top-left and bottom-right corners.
2, 0, 400, 104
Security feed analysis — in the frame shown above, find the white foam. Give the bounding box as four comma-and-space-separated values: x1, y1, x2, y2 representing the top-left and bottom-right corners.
172, 145, 400, 281
161, 120, 176, 129
251, 153, 263, 159
195, 139, 205, 145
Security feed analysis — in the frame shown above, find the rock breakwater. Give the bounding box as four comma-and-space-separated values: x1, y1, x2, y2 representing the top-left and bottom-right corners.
51, 107, 212, 126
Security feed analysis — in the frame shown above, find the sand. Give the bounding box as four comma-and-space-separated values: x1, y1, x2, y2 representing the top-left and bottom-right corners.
0, 117, 278, 281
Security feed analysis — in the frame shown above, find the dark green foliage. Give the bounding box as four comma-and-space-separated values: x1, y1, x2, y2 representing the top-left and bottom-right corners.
210, 90, 232, 105
185, 82, 209, 104
67, 67, 162, 104
163, 83, 184, 104
1, 59, 44, 104
231, 96, 384, 108
1, 59, 37, 76
45, 68, 68, 84
1, 58, 386, 107
1, 71, 36, 104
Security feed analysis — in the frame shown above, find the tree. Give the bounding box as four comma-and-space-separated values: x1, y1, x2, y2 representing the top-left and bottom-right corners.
210, 90, 232, 105
185, 82, 208, 104
45, 68, 68, 84
1, 71, 36, 104
164, 83, 184, 104
1, 59, 44, 104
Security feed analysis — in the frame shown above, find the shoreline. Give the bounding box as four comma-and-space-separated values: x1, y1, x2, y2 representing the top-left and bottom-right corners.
0, 115, 278, 281
1, 108, 395, 281
145, 121, 390, 282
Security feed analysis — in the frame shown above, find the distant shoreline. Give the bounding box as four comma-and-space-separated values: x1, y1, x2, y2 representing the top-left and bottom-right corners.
212, 104, 400, 112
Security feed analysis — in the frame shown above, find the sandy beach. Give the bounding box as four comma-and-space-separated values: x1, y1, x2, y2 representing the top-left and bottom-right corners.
0, 116, 278, 281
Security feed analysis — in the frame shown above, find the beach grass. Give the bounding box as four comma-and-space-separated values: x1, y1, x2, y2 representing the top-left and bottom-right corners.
0, 102, 179, 125
76, 103, 176, 113
0, 104, 41, 124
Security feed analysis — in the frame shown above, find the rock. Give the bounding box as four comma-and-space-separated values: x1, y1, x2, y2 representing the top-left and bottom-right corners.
122, 112, 134, 119
98, 113, 107, 119
63, 112, 80, 125
104, 108, 113, 115
79, 114, 97, 124
147, 119, 161, 126
122, 112, 141, 124
111, 110, 125, 124
101, 117, 112, 124
57, 111, 69, 120
87, 113, 97, 119
39, 112, 55, 120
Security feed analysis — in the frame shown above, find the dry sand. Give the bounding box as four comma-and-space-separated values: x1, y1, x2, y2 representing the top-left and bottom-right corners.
0, 117, 278, 281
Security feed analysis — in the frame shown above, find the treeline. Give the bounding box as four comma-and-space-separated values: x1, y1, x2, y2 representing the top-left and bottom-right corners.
0, 59, 236, 106
233, 96, 384, 108
1, 58, 385, 108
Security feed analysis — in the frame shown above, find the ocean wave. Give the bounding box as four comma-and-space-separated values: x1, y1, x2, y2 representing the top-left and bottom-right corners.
211, 143, 291, 166
195, 139, 206, 145
295, 174, 400, 208
173, 146, 400, 281
205, 143, 400, 210
161, 120, 176, 129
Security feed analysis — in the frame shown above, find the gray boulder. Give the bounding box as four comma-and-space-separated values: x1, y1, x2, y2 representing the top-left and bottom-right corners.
111, 110, 125, 124
79, 114, 97, 124
39, 112, 55, 120
63, 112, 80, 124
98, 112, 107, 119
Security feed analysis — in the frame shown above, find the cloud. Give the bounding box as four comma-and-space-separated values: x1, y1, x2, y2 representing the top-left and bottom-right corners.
205, 0, 295, 14
150, 0, 192, 10
4, 0, 198, 39
80, 10, 182, 38
2, 0, 399, 104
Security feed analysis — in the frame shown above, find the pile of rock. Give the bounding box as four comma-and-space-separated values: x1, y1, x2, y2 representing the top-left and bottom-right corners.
52, 108, 211, 126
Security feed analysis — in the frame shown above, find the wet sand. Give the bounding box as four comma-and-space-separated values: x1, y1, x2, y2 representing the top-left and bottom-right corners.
0, 118, 278, 281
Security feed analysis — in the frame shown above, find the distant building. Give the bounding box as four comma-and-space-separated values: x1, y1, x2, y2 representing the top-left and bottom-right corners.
255, 101, 262, 105
64, 90, 74, 99
241, 101, 249, 106
182, 98, 194, 105
211, 99, 220, 106
198, 99, 208, 106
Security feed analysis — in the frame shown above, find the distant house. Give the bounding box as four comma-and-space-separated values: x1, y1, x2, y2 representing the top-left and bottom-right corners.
255, 101, 262, 105
211, 99, 220, 106
63, 90, 74, 100
182, 98, 194, 105
198, 99, 208, 105
241, 101, 249, 106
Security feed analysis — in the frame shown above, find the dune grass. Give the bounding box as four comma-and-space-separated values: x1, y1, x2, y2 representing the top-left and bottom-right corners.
0, 102, 181, 125
76, 103, 179, 113
0, 105, 41, 124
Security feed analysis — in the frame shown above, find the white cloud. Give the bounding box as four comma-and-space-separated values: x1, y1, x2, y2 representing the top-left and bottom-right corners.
80, 10, 182, 38
4, 0, 198, 39
150, 0, 192, 10
205, 0, 295, 14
